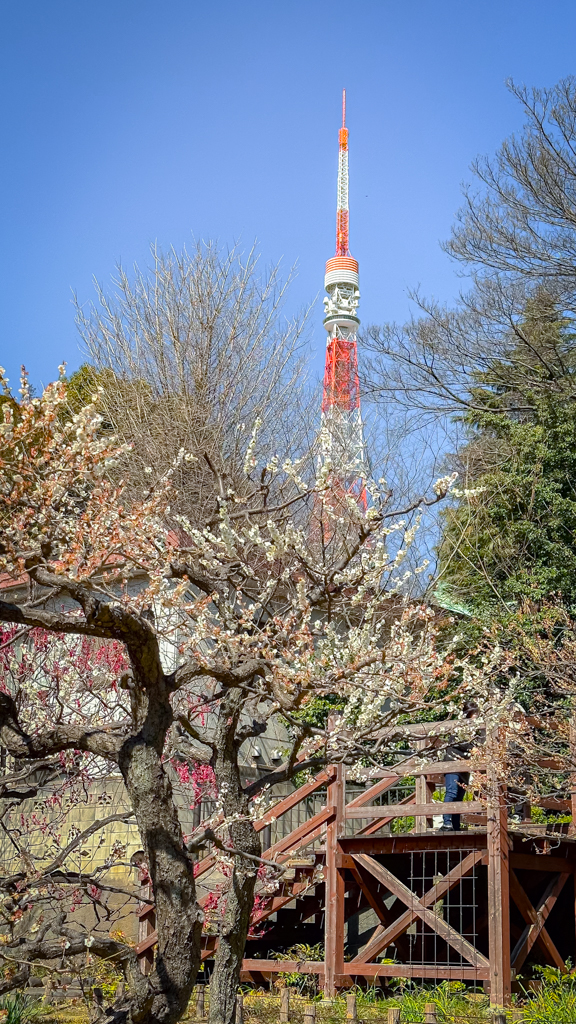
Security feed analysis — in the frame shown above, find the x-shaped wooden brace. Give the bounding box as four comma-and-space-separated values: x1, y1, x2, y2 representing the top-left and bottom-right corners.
349, 850, 489, 970
510, 869, 569, 971
347, 856, 411, 960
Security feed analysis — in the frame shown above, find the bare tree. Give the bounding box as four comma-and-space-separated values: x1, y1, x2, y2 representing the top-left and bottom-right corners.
364, 77, 576, 423
74, 241, 314, 525
448, 77, 576, 287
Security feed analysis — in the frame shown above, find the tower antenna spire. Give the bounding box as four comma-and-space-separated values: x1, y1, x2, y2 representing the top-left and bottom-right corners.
319, 92, 367, 515
336, 91, 349, 256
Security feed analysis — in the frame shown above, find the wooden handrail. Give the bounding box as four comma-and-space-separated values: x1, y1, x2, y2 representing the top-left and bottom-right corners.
254, 767, 335, 831
263, 806, 333, 860
365, 758, 485, 779
374, 719, 485, 739
346, 773, 400, 810
346, 800, 484, 819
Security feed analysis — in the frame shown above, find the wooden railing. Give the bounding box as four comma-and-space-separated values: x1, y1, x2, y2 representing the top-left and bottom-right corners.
135, 752, 484, 969
135, 721, 576, 1007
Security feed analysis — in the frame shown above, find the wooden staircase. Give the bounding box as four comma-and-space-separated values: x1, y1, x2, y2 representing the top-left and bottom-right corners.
135, 730, 576, 1006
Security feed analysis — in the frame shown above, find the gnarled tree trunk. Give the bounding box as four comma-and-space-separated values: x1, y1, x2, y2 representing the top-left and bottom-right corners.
208, 690, 261, 1024
118, 681, 204, 1024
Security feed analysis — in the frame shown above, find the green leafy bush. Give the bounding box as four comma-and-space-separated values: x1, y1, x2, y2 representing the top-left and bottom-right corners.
0, 994, 47, 1024
271, 943, 324, 997
520, 965, 576, 1024
385, 981, 488, 1021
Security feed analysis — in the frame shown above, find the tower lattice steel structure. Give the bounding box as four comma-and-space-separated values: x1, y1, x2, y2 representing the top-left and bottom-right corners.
320, 90, 367, 508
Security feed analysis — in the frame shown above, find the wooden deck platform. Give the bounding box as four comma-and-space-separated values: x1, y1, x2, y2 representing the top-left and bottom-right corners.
136, 732, 576, 1006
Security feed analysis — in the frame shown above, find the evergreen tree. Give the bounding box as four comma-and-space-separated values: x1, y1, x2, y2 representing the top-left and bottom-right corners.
438, 294, 576, 614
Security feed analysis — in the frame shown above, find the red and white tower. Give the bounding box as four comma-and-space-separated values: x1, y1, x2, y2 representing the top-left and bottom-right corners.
320, 90, 367, 508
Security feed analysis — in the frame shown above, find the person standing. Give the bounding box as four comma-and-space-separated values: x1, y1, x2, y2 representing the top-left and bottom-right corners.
438, 760, 470, 831
437, 705, 479, 832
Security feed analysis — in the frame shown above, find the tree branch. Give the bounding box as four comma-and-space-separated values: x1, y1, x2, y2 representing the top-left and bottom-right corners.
0, 691, 125, 762
186, 827, 286, 875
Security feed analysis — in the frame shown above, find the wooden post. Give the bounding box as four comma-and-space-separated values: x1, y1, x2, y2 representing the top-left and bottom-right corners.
387, 1008, 400, 1024
303, 1004, 316, 1024
492, 1014, 506, 1024
486, 726, 511, 1007
235, 993, 243, 1024
195, 985, 205, 1020
324, 762, 345, 996
136, 863, 155, 975
414, 739, 435, 832
565, 720, 569, 831
280, 987, 290, 1023
424, 1003, 437, 1024
346, 991, 357, 1022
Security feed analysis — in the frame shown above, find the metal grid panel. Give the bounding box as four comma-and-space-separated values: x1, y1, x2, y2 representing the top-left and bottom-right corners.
407, 848, 479, 976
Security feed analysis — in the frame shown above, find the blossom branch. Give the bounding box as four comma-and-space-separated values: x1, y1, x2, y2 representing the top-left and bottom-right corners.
0, 691, 125, 761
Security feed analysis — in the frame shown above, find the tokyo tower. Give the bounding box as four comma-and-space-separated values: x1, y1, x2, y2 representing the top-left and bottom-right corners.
320, 90, 367, 510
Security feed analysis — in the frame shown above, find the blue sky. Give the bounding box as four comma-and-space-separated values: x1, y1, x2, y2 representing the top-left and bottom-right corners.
1, 0, 576, 390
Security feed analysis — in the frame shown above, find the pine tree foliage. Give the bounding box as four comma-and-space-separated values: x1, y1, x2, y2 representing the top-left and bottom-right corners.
439, 293, 576, 612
